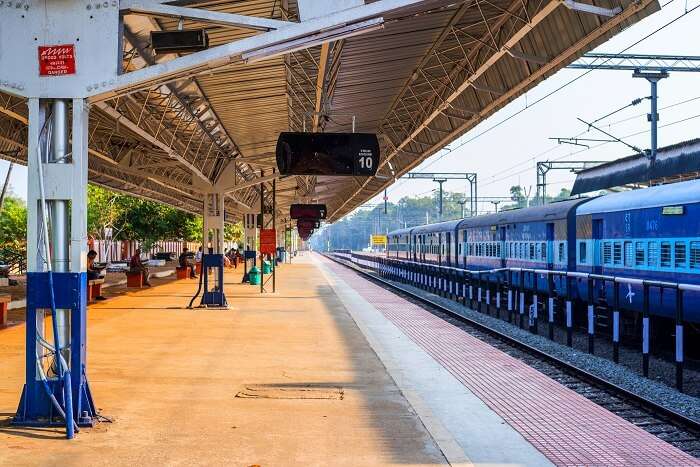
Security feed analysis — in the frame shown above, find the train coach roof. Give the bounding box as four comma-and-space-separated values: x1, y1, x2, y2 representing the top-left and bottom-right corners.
577, 178, 700, 215
411, 219, 462, 235
388, 227, 414, 237
458, 198, 589, 229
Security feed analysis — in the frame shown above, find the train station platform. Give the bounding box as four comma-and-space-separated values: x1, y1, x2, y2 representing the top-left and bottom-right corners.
0, 254, 697, 466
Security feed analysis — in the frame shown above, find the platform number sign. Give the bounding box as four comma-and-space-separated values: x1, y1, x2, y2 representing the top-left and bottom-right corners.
355, 149, 375, 175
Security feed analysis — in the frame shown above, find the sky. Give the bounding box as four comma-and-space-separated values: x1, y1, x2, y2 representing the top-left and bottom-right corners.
2, 1, 699, 215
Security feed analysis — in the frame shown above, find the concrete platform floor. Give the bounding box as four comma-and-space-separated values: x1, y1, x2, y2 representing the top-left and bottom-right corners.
0, 256, 446, 466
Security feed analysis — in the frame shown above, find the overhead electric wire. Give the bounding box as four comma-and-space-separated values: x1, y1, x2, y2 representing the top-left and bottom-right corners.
415, 1, 697, 174
479, 110, 700, 188
484, 92, 700, 182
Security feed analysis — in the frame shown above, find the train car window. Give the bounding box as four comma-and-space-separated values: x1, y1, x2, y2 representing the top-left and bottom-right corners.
690, 242, 700, 269
540, 242, 546, 261
558, 243, 565, 262
660, 242, 671, 268
497, 243, 501, 258
675, 242, 687, 268
648, 242, 659, 267
603, 242, 612, 265
635, 242, 645, 266
624, 241, 633, 267
613, 242, 622, 265
579, 242, 587, 263
529, 243, 535, 260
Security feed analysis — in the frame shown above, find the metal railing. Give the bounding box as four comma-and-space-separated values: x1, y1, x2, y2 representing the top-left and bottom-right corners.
338, 252, 699, 393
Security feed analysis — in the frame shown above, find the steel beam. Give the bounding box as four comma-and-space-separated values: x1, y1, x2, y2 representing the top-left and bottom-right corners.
329, 0, 655, 220
121, 1, 290, 31
94, 101, 212, 185
89, 0, 432, 101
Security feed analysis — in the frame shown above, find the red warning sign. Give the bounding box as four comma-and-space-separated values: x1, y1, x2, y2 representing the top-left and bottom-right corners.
260, 229, 277, 255
38, 45, 76, 76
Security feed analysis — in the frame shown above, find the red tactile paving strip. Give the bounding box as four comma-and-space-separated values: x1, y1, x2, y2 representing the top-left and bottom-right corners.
322, 257, 700, 467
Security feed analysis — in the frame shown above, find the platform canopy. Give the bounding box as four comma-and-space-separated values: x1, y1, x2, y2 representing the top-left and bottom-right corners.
0, 0, 658, 223
571, 139, 700, 194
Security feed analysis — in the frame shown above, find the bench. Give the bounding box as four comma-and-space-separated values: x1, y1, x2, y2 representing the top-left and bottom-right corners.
87, 278, 105, 302
0, 293, 10, 328
126, 271, 144, 288
176, 266, 190, 280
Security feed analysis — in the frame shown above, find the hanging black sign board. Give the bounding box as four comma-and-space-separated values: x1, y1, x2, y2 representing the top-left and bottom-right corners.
276, 132, 379, 176
290, 204, 327, 220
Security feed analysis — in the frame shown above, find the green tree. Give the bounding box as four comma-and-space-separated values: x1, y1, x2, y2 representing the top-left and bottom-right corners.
87, 185, 126, 243
224, 222, 243, 243
552, 188, 571, 201
0, 196, 27, 246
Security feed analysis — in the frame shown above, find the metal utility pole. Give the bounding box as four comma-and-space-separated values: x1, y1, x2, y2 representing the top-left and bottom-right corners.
536, 161, 606, 205
0, 162, 13, 211
404, 172, 478, 218
434, 178, 446, 221
260, 171, 264, 295
567, 53, 700, 163
457, 198, 467, 218
272, 174, 276, 293
633, 71, 667, 162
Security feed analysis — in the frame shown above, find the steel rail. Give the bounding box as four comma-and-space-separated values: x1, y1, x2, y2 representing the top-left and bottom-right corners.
322, 252, 700, 435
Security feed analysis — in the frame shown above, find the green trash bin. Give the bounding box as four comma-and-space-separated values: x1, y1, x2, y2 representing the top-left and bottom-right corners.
262, 261, 272, 274
249, 266, 261, 285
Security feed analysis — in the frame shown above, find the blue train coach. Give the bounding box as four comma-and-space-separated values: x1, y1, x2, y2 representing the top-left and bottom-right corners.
575, 179, 700, 321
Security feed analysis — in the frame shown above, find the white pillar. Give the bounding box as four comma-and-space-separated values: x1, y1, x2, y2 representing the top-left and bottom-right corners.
203, 191, 225, 254
244, 213, 258, 252
27, 98, 88, 273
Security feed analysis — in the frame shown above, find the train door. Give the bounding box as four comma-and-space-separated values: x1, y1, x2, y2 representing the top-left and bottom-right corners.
546, 223, 554, 269
499, 226, 507, 268
592, 219, 603, 274
445, 232, 451, 266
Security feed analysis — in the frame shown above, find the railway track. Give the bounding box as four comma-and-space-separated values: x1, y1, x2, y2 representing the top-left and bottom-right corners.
323, 253, 700, 458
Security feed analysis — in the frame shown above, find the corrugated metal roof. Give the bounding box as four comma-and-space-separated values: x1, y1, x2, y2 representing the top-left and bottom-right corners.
0, 0, 660, 229
571, 139, 700, 195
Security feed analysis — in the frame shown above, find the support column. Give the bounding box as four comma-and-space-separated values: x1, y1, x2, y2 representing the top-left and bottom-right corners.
15, 98, 96, 433
242, 213, 258, 283
200, 191, 227, 307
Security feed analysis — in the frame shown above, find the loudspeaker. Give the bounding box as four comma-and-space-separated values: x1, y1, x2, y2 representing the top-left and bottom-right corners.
151, 29, 209, 55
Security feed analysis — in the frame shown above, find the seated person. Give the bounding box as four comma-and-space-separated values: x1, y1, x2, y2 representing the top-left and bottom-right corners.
179, 247, 197, 278
87, 250, 107, 300
129, 249, 152, 286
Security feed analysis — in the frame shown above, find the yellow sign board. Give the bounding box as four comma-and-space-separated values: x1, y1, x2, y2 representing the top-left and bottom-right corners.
370, 234, 387, 246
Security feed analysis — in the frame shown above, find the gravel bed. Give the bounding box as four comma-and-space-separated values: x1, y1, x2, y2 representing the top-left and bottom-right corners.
352, 263, 700, 424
